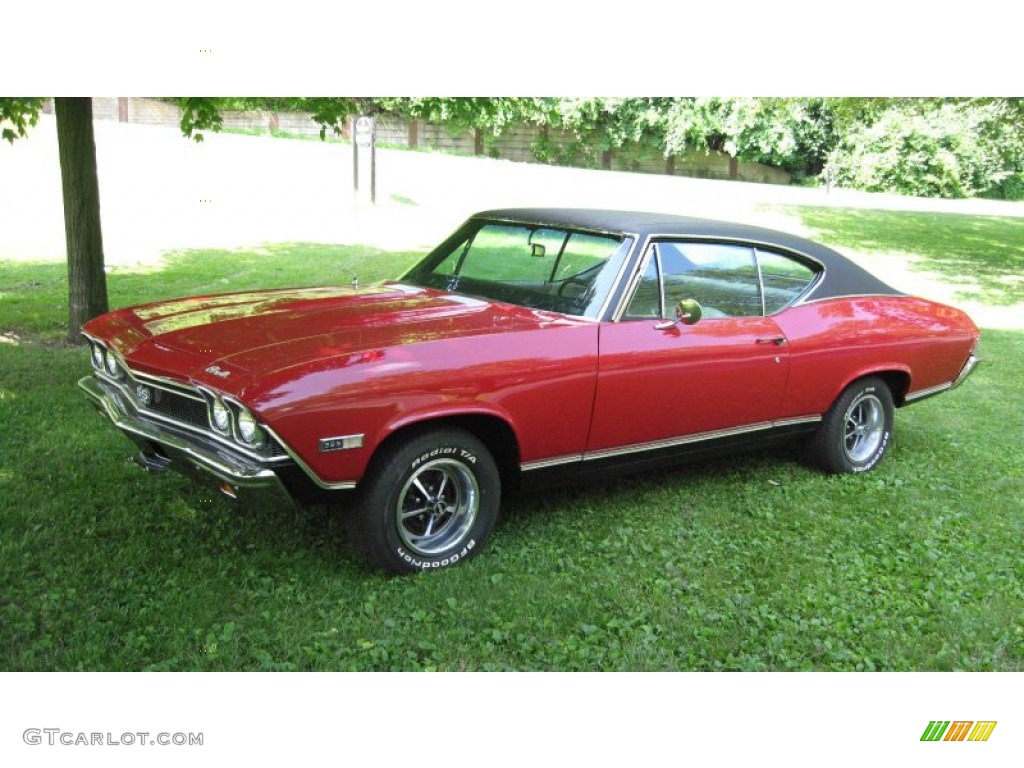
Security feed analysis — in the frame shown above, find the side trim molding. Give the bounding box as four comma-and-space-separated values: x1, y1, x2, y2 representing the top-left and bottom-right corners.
263, 425, 358, 490
521, 415, 822, 471
520, 454, 584, 472
904, 382, 951, 403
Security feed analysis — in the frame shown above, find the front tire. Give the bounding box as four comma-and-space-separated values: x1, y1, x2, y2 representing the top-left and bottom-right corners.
809, 376, 894, 474
354, 428, 500, 574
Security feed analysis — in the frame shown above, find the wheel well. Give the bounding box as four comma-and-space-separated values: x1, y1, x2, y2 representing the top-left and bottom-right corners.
375, 415, 521, 490
872, 370, 911, 406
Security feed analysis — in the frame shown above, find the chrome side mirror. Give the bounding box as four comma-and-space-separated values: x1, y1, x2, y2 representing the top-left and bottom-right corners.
655, 298, 702, 330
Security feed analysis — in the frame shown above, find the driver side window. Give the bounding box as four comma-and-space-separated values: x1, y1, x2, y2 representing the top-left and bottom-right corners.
624, 241, 762, 319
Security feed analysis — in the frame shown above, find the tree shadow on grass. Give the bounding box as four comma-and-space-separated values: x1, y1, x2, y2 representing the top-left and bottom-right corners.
0, 243, 426, 342
781, 206, 1024, 306
109, 242, 424, 309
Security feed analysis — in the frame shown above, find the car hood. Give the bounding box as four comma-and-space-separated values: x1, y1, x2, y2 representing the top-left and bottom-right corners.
89, 283, 575, 387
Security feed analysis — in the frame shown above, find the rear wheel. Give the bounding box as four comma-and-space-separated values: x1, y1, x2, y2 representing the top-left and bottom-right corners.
354, 428, 500, 574
809, 376, 894, 474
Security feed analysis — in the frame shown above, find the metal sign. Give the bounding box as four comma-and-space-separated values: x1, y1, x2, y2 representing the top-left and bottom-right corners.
354, 115, 374, 148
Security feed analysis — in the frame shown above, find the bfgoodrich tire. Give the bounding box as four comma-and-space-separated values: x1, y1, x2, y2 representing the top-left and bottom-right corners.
808, 376, 894, 474
354, 428, 501, 574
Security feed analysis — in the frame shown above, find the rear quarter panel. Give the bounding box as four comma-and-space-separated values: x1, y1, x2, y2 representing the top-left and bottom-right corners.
773, 296, 979, 416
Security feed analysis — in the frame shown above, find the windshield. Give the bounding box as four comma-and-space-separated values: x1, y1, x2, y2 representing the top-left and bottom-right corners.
402, 221, 633, 319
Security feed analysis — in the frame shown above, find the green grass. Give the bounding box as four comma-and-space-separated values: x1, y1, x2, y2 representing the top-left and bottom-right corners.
1, 233, 1022, 671
221, 126, 347, 144
782, 206, 1024, 306
0, 243, 421, 343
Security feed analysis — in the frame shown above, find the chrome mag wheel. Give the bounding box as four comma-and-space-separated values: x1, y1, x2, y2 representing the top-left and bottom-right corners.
843, 392, 886, 464
808, 376, 894, 475
396, 458, 479, 556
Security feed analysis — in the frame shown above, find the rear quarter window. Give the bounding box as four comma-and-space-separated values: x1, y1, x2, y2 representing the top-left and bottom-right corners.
757, 250, 818, 313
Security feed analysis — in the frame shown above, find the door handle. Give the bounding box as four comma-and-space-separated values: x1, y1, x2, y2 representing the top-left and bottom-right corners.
756, 336, 787, 346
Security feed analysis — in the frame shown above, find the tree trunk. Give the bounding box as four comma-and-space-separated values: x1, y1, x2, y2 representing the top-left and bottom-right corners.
56, 97, 108, 343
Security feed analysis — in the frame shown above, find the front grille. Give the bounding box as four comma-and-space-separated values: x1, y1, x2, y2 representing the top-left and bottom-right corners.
149, 388, 209, 431
105, 369, 290, 462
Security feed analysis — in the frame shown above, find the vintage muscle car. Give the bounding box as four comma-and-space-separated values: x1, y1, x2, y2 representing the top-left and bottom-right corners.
80, 208, 979, 573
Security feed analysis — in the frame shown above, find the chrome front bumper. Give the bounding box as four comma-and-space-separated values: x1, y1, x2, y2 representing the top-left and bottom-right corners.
79, 375, 293, 502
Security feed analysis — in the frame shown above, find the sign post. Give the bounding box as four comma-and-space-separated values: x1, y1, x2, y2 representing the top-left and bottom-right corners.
352, 115, 376, 205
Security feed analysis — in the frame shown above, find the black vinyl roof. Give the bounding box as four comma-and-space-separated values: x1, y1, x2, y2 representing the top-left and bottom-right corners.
474, 208, 903, 302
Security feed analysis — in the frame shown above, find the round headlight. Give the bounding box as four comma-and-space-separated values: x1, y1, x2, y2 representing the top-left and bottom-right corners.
91, 344, 105, 370
211, 399, 231, 432
104, 349, 122, 378
237, 409, 264, 445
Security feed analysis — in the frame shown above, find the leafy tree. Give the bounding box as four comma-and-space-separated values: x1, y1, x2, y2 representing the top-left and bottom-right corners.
1, 97, 364, 341
380, 98, 553, 136
556, 98, 667, 150
2, 96, 240, 342
303, 98, 366, 138
827, 99, 1024, 199
206, 98, 554, 141
543, 98, 670, 168
660, 98, 839, 178
1, 97, 45, 142
55, 98, 109, 339
176, 97, 226, 141
3, 97, 109, 341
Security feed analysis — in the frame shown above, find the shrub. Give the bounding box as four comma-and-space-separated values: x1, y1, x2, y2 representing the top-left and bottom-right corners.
828, 102, 1024, 199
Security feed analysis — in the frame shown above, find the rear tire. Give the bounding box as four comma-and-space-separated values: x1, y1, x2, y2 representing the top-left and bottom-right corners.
354, 428, 500, 574
808, 376, 894, 474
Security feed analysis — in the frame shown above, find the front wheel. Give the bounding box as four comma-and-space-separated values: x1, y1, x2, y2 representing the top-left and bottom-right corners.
353, 428, 500, 574
808, 376, 894, 474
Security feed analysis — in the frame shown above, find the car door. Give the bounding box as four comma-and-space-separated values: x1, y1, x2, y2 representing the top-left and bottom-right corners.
585, 240, 792, 457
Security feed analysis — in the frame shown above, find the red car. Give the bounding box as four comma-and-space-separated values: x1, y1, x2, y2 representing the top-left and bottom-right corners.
80, 209, 979, 573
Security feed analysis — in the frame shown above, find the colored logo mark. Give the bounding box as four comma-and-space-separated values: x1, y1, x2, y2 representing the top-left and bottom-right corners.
921, 721, 997, 742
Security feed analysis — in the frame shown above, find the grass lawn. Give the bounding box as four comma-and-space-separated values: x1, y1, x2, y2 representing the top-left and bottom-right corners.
783, 205, 1024, 306
1, 231, 1021, 671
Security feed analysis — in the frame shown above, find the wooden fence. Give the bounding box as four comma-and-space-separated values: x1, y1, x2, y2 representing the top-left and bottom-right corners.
71, 97, 792, 185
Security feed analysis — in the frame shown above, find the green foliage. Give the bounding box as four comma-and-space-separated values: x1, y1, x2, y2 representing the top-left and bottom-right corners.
0, 97, 46, 143
176, 97, 224, 143
662, 98, 836, 174
207, 98, 551, 141
211, 97, 312, 113
158, 97, 1024, 199
556, 98, 667, 151
539, 98, 837, 178
531, 132, 590, 167
986, 173, 1024, 201
538, 97, 1024, 198
381, 97, 554, 136
303, 98, 365, 139
827, 101, 1024, 199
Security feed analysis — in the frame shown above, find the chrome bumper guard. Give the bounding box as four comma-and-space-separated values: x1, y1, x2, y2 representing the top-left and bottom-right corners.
79, 375, 294, 504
